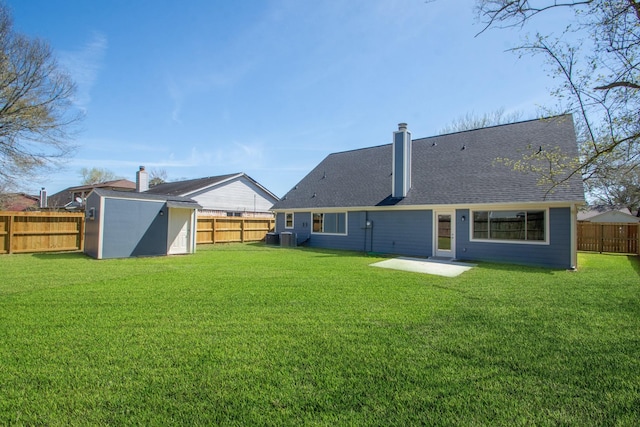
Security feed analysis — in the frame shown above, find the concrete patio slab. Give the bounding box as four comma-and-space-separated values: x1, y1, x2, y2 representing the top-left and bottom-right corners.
370, 257, 476, 278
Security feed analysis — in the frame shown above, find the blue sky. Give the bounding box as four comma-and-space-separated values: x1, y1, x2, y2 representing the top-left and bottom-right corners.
8, 0, 569, 197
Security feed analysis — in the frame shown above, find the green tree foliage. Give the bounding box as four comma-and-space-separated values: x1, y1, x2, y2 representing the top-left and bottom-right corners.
0, 3, 80, 191
476, 1, 640, 195
149, 168, 167, 187
79, 167, 120, 185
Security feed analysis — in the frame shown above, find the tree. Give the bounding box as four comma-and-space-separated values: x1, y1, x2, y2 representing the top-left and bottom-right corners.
475, 1, 640, 192
0, 3, 80, 191
79, 167, 120, 185
438, 108, 523, 134
149, 168, 167, 187
585, 161, 640, 214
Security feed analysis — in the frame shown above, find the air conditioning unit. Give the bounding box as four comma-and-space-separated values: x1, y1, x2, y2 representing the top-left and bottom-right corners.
280, 232, 297, 247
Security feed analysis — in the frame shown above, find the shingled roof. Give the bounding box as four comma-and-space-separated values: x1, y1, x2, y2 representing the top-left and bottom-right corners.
144, 173, 241, 196
144, 172, 279, 201
272, 115, 585, 210
91, 188, 202, 209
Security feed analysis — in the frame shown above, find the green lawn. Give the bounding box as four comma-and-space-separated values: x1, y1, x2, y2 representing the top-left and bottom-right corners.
1, 244, 638, 426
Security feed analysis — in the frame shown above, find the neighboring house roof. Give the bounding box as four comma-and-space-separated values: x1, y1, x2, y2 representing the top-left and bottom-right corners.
145, 172, 279, 201
91, 188, 202, 209
1, 193, 39, 211
578, 206, 639, 223
272, 115, 585, 211
48, 179, 136, 208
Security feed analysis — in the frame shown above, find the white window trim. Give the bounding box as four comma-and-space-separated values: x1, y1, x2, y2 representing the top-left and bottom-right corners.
469, 208, 550, 245
284, 212, 294, 229
311, 212, 348, 236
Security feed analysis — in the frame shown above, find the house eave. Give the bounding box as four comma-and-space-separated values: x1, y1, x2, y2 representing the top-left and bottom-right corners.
272, 199, 586, 213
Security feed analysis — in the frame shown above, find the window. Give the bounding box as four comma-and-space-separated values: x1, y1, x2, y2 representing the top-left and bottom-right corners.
472, 210, 546, 242
285, 212, 294, 229
312, 212, 347, 234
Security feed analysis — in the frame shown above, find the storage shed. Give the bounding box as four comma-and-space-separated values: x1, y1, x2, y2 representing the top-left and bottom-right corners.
84, 188, 201, 259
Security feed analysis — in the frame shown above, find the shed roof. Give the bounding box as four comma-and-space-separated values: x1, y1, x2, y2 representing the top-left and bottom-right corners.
91, 188, 202, 209
272, 115, 585, 210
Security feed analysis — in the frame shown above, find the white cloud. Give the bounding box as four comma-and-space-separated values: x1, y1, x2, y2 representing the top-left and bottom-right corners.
59, 32, 108, 110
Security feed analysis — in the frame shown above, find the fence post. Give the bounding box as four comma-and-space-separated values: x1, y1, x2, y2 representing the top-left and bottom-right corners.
78, 213, 85, 251
7, 213, 13, 254
599, 224, 603, 253
241, 219, 245, 243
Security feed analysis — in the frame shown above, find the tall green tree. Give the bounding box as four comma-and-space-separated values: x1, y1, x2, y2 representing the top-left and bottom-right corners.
0, 3, 80, 191
475, 1, 640, 193
149, 168, 167, 187
79, 167, 120, 185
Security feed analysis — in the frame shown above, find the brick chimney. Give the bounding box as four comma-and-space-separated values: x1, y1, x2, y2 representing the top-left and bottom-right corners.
392, 122, 411, 198
136, 166, 149, 192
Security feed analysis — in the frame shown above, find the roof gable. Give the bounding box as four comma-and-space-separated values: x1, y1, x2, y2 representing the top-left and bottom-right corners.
272, 115, 585, 210
145, 172, 279, 202
145, 173, 241, 196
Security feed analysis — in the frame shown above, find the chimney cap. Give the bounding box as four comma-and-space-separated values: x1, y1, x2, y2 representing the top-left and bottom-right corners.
398, 123, 408, 131
139, 166, 145, 171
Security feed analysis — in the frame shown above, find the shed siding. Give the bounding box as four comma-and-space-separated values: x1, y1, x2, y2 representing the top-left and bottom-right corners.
101, 198, 168, 259
84, 192, 101, 258
456, 207, 573, 268
190, 177, 275, 213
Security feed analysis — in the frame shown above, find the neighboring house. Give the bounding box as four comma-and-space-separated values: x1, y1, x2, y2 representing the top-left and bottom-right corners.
1, 193, 39, 211
48, 179, 136, 210
84, 188, 201, 259
144, 172, 279, 218
578, 206, 640, 223
271, 115, 585, 269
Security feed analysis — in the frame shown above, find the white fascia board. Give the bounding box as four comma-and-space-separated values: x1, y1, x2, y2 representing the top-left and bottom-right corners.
272, 200, 585, 213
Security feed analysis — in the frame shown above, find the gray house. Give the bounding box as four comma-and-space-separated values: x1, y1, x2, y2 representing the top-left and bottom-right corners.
84, 188, 201, 259
271, 115, 585, 269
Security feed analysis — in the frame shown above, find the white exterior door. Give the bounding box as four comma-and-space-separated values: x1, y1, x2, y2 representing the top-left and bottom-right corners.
434, 211, 455, 258
168, 209, 192, 255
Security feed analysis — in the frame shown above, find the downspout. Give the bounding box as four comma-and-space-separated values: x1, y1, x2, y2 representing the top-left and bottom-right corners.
570, 203, 578, 270
363, 212, 368, 253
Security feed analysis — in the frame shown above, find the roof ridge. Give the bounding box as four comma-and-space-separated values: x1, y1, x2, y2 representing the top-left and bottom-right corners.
323, 114, 573, 157
414, 114, 573, 141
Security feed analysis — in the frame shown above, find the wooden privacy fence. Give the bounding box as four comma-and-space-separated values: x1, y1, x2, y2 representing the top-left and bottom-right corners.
196, 216, 275, 244
577, 222, 639, 255
0, 212, 274, 255
0, 211, 85, 254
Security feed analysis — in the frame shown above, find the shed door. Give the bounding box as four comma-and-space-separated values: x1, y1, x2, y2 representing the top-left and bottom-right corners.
168, 209, 192, 255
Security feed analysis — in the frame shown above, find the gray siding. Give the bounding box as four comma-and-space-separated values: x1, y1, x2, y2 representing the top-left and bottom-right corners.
367, 210, 431, 256
455, 208, 573, 269
101, 198, 168, 259
275, 207, 574, 268
277, 210, 432, 256
84, 192, 101, 259
276, 212, 312, 245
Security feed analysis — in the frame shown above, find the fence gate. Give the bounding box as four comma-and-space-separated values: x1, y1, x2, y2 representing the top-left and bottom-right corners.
577, 222, 639, 255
